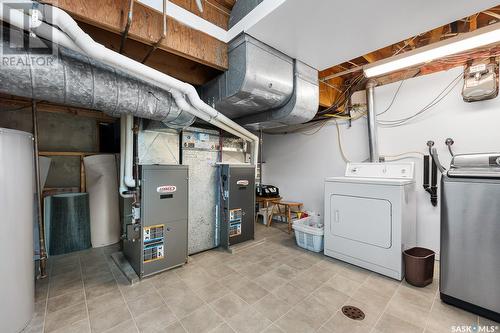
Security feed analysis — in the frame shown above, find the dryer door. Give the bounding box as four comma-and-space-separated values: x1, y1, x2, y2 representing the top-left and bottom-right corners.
330, 194, 392, 249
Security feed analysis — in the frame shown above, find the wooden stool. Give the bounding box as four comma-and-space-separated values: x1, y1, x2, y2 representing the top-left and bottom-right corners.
256, 197, 282, 226
271, 201, 304, 234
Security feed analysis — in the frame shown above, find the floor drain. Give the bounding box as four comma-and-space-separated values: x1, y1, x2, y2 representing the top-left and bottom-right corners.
342, 305, 365, 320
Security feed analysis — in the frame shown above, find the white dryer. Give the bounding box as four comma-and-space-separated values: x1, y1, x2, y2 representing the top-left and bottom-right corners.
324, 163, 416, 280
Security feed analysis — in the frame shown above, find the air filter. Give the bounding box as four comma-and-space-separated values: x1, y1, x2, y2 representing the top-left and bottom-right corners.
48, 193, 91, 255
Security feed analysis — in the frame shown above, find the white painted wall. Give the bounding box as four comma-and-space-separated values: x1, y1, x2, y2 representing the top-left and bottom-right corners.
263, 66, 500, 257
262, 119, 369, 216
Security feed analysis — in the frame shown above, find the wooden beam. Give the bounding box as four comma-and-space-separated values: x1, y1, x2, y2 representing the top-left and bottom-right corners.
0, 95, 117, 122
79, 22, 222, 85
362, 51, 384, 63
169, 0, 231, 29
483, 10, 500, 21
209, 0, 235, 13
469, 15, 478, 31
42, 0, 228, 70
319, 77, 344, 108
429, 26, 444, 43
39, 152, 99, 156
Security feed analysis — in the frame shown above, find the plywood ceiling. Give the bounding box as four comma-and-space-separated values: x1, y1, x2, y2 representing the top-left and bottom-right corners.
245, 0, 500, 70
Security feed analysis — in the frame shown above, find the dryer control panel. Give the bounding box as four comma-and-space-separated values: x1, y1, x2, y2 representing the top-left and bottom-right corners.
345, 163, 414, 180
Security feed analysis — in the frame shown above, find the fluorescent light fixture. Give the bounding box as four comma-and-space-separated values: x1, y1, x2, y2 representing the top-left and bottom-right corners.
364, 23, 500, 78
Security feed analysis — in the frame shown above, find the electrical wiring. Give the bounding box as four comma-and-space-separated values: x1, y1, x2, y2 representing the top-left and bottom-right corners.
298, 119, 331, 136
377, 75, 407, 116
378, 71, 463, 127
334, 120, 352, 163
383, 151, 425, 157
383, 151, 425, 161
320, 80, 343, 93
323, 110, 367, 120
318, 73, 365, 115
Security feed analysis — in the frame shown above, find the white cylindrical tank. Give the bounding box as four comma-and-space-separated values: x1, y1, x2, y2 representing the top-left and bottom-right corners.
83, 154, 121, 247
0, 128, 35, 333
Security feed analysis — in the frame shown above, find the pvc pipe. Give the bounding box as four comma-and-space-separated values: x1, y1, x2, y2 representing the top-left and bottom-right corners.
124, 114, 136, 188
0, 4, 81, 52
119, 116, 133, 198
37, 3, 259, 165
1, 2, 258, 165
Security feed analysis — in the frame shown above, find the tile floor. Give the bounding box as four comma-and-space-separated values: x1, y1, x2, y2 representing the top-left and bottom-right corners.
25, 223, 498, 333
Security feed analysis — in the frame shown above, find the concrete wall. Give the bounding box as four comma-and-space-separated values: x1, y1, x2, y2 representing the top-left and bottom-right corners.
263, 66, 500, 257
0, 108, 99, 187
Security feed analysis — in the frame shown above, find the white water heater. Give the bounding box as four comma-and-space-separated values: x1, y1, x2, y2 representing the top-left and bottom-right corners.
0, 128, 35, 332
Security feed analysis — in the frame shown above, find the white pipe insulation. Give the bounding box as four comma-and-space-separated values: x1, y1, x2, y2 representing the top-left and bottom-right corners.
41, 4, 258, 150
119, 116, 133, 198
124, 115, 136, 188
0, 2, 259, 161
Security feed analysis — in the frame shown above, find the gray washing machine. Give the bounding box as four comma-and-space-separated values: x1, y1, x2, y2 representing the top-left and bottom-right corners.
441, 153, 500, 322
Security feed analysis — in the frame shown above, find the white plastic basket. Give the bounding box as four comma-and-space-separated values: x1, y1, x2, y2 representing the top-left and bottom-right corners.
292, 217, 324, 253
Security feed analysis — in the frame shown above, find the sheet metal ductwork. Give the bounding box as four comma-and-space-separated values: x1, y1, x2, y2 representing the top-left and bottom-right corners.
237, 60, 319, 129
201, 34, 319, 129
0, 28, 195, 129
202, 34, 294, 119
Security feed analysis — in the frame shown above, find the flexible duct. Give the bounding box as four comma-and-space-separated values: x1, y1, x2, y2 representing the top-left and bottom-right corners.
41, 3, 259, 158
0, 27, 195, 129
0, 2, 259, 164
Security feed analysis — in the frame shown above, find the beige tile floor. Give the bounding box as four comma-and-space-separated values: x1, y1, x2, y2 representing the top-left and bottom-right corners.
25, 222, 499, 333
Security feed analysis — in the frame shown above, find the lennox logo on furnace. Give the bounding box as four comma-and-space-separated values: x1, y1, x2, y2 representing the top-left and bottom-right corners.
157, 185, 177, 193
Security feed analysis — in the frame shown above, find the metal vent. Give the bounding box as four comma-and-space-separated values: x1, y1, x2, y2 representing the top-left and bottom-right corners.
342, 306, 365, 320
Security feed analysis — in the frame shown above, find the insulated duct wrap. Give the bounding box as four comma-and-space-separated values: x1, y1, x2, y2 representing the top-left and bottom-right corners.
0, 27, 195, 128
84, 154, 121, 248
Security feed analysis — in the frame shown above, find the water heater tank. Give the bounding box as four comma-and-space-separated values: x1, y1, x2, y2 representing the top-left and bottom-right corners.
0, 128, 35, 332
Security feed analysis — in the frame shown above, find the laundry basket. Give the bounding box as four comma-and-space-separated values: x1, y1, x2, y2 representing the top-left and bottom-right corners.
292, 217, 324, 252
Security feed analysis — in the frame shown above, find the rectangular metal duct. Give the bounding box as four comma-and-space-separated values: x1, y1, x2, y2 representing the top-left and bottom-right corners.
201, 34, 319, 129
237, 60, 319, 129
202, 34, 294, 119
